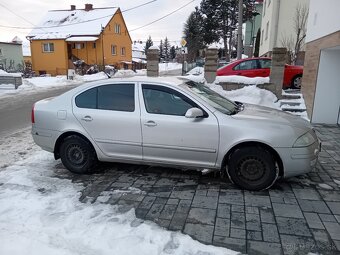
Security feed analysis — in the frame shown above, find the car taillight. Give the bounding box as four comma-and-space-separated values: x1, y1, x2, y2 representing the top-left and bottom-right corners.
31, 103, 35, 123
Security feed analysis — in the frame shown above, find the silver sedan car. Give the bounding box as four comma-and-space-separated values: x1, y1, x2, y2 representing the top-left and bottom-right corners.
32, 77, 320, 190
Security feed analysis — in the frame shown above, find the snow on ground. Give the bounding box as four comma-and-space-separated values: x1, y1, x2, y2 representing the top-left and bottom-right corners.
0, 130, 237, 255
159, 63, 182, 74
215, 75, 269, 85
0, 69, 22, 77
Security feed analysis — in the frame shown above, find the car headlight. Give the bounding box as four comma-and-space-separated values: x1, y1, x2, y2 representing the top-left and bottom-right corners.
293, 132, 316, 147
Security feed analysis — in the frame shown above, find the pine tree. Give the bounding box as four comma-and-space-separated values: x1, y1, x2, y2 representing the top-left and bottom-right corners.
163, 37, 171, 61
170, 46, 176, 60
183, 8, 204, 61
159, 40, 164, 60
144, 35, 153, 54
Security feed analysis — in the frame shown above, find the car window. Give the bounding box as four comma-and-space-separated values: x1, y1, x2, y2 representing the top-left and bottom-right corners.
142, 84, 196, 116
259, 59, 271, 69
75, 84, 135, 112
75, 87, 97, 109
98, 84, 135, 112
234, 60, 258, 70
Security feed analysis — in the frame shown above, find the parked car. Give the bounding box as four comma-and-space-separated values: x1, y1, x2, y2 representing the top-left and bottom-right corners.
216, 57, 303, 89
32, 77, 320, 190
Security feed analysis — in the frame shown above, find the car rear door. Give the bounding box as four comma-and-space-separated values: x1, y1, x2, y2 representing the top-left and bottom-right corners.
258, 59, 271, 77
72, 82, 142, 160
139, 83, 219, 168
233, 59, 264, 77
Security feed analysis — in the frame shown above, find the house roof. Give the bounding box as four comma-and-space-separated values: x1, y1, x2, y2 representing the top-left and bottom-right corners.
28, 7, 118, 40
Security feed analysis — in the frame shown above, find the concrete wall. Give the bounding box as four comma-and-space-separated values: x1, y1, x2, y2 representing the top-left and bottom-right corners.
311, 48, 340, 124
306, 0, 340, 43
0, 42, 23, 71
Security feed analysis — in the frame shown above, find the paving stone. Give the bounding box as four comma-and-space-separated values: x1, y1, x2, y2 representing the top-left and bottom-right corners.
298, 199, 331, 213
207, 190, 219, 197
247, 241, 283, 255
159, 204, 177, 220
260, 208, 275, 224
245, 194, 272, 208
120, 193, 145, 202
246, 206, 259, 214
231, 204, 244, 213
230, 228, 246, 239
276, 217, 312, 237
319, 213, 337, 222
272, 203, 304, 218
335, 215, 340, 223
319, 190, 340, 201
169, 212, 187, 231
195, 189, 207, 196
145, 203, 164, 220
231, 212, 245, 229
326, 202, 340, 214
293, 188, 321, 200
170, 190, 195, 200
312, 229, 339, 254
187, 208, 216, 225
213, 236, 246, 254
247, 230, 262, 241
214, 217, 230, 237
183, 223, 214, 244
246, 213, 261, 231
176, 199, 191, 214
323, 222, 340, 241
191, 195, 218, 209
138, 196, 156, 210
271, 196, 284, 204
304, 212, 325, 229
262, 223, 280, 243
217, 203, 231, 218
166, 198, 179, 205
219, 189, 244, 205
135, 208, 149, 218
280, 235, 317, 255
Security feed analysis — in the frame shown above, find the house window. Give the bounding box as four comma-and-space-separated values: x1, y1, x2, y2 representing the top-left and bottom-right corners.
261, 29, 264, 45
265, 21, 269, 40
114, 24, 121, 34
121, 47, 126, 56
93, 43, 96, 49
75, 43, 85, 49
72, 43, 75, 49
42, 43, 54, 52
111, 45, 117, 55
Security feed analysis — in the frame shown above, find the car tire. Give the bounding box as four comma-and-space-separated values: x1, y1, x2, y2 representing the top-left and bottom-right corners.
60, 135, 97, 174
291, 75, 302, 89
226, 146, 278, 191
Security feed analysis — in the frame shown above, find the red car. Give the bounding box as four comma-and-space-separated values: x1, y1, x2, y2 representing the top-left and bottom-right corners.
216, 57, 303, 89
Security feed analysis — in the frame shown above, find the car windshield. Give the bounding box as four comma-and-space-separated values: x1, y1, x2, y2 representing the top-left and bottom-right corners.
184, 81, 240, 115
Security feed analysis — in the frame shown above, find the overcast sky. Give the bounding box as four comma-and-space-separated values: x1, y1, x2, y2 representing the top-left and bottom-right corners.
0, 0, 200, 45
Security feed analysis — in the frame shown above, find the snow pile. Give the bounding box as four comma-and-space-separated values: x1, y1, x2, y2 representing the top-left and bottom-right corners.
0, 148, 236, 255
74, 72, 108, 82
208, 83, 280, 109
159, 63, 182, 72
215, 75, 269, 85
113, 70, 137, 78
186, 67, 204, 76
135, 69, 147, 76
0, 69, 21, 77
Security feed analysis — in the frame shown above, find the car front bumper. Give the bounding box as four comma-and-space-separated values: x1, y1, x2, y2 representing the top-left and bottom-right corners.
276, 140, 321, 178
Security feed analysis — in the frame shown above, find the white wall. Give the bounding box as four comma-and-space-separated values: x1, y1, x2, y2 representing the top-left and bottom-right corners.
306, 0, 340, 42
312, 48, 340, 124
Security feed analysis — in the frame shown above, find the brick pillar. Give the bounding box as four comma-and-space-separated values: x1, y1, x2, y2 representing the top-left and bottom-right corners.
270, 47, 287, 99
204, 47, 218, 83
147, 47, 159, 77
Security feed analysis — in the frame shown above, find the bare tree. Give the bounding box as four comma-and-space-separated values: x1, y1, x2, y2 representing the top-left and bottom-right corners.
280, 3, 309, 65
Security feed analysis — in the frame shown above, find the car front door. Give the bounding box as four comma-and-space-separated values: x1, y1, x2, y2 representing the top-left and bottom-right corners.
233, 59, 263, 77
140, 83, 219, 168
72, 83, 142, 160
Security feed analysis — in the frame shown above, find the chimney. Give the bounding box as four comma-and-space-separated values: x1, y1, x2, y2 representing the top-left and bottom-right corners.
70, 5, 76, 11
85, 4, 93, 11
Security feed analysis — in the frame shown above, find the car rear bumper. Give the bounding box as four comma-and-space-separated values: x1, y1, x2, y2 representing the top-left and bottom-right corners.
276, 140, 321, 178
31, 126, 60, 153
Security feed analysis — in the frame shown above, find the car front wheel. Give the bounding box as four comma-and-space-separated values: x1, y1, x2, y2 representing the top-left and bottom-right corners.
60, 135, 97, 174
226, 146, 278, 191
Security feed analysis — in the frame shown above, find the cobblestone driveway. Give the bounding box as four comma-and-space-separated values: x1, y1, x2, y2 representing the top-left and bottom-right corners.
56, 125, 340, 255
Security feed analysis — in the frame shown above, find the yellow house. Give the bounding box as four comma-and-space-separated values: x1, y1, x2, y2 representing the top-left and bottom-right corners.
27, 4, 132, 76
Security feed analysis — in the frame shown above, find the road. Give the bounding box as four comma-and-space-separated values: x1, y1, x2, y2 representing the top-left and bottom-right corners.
0, 86, 78, 137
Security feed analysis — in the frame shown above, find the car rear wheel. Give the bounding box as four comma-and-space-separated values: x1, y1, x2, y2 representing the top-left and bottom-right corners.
226, 146, 278, 191
60, 135, 97, 174
291, 75, 302, 89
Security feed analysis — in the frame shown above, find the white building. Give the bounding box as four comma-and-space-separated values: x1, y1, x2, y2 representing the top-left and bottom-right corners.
301, 0, 340, 124
259, 0, 310, 59
132, 41, 146, 70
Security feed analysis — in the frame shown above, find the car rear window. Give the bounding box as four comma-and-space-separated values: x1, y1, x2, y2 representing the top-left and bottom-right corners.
75, 84, 135, 112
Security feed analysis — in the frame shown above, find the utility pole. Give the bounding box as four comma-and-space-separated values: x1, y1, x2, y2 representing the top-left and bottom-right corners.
237, 0, 243, 60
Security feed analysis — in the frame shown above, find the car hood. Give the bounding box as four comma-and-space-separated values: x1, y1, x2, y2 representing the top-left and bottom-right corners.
232, 103, 312, 131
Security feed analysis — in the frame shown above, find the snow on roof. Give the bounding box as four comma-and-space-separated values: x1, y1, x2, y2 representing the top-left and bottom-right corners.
28, 7, 118, 40
65, 36, 98, 42
132, 42, 145, 52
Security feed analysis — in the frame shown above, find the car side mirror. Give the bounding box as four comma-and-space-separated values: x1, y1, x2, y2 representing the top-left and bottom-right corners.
185, 108, 204, 118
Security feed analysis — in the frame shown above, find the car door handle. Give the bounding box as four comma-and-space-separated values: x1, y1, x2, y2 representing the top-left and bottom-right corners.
81, 116, 93, 122
144, 121, 157, 127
